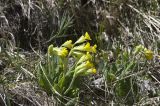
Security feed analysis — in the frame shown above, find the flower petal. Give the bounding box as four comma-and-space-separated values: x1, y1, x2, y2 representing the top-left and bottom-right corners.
84, 32, 91, 40
77, 52, 92, 64
61, 40, 73, 49
144, 49, 153, 60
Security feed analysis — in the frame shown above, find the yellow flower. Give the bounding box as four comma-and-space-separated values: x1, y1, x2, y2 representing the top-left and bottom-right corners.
84, 32, 91, 40
74, 35, 85, 44
91, 44, 97, 53
84, 42, 91, 50
84, 43, 97, 53
87, 68, 96, 74
75, 61, 94, 72
71, 51, 85, 59
61, 40, 73, 49
72, 42, 95, 53
74, 60, 96, 76
92, 69, 96, 74
48, 44, 54, 56
77, 52, 92, 64
85, 61, 94, 68
144, 49, 153, 60
72, 42, 97, 53
53, 47, 68, 57
58, 47, 68, 57
74, 32, 91, 44
76, 68, 96, 76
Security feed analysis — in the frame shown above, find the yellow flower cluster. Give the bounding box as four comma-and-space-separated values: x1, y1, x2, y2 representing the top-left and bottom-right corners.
47, 32, 97, 75
144, 49, 153, 60
74, 32, 91, 44
50, 47, 69, 57
48, 41, 72, 57
71, 32, 97, 75
48, 39, 73, 57
69, 32, 97, 58
72, 42, 97, 53
77, 52, 92, 65
134, 45, 154, 60
75, 53, 97, 76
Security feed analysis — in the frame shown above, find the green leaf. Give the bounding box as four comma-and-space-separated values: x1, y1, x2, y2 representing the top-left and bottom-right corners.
58, 74, 65, 89
115, 78, 138, 105
107, 73, 116, 82
65, 97, 78, 106
120, 61, 136, 78
53, 84, 62, 94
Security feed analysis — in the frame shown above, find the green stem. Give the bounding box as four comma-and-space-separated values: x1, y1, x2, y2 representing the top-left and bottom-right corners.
64, 74, 76, 95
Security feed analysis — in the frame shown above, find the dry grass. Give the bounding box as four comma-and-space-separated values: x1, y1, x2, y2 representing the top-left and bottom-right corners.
0, 0, 160, 105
